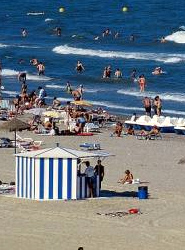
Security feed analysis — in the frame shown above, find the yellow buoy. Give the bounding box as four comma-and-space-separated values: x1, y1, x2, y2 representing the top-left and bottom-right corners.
59, 7, 65, 13
122, 6, 128, 12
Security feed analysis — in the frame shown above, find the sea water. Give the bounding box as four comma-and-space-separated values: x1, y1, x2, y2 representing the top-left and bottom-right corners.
0, 0, 185, 117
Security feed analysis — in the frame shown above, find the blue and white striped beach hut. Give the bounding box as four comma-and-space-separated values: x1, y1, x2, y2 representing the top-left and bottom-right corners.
15, 147, 109, 200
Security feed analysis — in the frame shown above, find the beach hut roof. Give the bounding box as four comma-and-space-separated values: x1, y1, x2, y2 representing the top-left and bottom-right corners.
15, 147, 111, 159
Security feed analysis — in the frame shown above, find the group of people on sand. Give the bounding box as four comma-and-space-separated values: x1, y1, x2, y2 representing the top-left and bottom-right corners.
143, 95, 162, 117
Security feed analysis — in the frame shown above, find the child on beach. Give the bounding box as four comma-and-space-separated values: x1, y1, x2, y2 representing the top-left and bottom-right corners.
118, 170, 133, 184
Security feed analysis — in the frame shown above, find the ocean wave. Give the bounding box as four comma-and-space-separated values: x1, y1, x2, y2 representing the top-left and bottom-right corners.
0, 43, 9, 48
52, 45, 185, 64
2, 90, 19, 96
2, 69, 52, 81
2, 69, 18, 76
117, 89, 185, 103
46, 84, 64, 89
45, 18, 54, 22
179, 26, 185, 30
165, 31, 185, 44
27, 12, 44, 16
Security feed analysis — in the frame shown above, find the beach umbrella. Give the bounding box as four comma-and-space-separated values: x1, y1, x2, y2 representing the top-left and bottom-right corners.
71, 100, 93, 107
0, 118, 30, 153
43, 110, 61, 118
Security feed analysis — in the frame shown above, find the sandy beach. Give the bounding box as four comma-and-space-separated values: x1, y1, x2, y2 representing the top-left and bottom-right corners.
0, 121, 185, 250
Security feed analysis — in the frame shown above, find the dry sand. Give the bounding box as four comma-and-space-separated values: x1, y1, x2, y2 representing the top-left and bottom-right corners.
0, 124, 185, 250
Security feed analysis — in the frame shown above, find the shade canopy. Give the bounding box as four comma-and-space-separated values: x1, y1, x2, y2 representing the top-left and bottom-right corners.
71, 100, 92, 107
0, 118, 30, 132
15, 146, 111, 159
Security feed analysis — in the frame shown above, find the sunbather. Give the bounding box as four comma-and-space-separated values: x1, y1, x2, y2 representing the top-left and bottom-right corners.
126, 125, 135, 135
118, 170, 133, 184
112, 121, 123, 137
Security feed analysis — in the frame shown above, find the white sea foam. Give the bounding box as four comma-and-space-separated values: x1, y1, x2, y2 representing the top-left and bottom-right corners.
2, 69, 18, 76
2, 90, 19, 96
45, 18, 54, 22
52, 45, 185, 64
179, 26, 185, 30
45, 84, 64, 89
165, 31, 185, 44
117, 89, 185, 103
0, 43, 9, 48
2, 69, 52, 81
27, 12, 44, 16
26, 74, 52, 81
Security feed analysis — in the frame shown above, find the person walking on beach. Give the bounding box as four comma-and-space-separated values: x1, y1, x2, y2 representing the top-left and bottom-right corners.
77, 84, 84, 100
94, 160, 104, 189
143, 96, 151, 116
138, 74, 146, 92
37, 62, 45, 76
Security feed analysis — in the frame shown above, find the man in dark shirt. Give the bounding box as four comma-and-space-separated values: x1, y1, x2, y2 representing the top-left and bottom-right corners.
94, 160, 104, 189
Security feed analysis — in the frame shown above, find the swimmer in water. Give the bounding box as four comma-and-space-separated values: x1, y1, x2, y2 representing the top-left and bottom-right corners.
114, 68, 122, 78
152, 67, 163, 75
131, 69, 137, 81
138, 74, 146, 92
21, 28, 27, 37
18, 72, 26, 83
30, 58, 38, 66
37, 62, 45, 75
160, 36, 167, 43
75, 61, 85, 73
66, 81, 72, 94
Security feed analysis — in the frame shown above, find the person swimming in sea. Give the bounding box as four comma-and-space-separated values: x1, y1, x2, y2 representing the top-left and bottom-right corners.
21, 28, 27, 37
75, 61, 85, 73
66, 81, 72, 94
114, 68, 122, 78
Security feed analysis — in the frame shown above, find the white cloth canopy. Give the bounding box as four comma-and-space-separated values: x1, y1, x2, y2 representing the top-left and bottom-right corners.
15, 146, 111, 159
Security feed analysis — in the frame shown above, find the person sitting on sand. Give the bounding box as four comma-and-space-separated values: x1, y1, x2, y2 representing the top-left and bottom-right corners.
112, 121, 123, 137
118, 170, 133, 184
126, 125, 135, 135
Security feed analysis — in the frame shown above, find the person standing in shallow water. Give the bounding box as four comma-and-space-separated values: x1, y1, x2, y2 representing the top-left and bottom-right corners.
138, 74, 146, 92
75, 61, 85, 73
143, 96, 151, 117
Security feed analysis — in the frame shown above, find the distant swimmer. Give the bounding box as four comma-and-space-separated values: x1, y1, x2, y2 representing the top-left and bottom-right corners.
77, 84, 84, 100
102, 66, 111, 78
54, 27, 61, 36
114, 32, 119, 38
94, 36, 99, 40
30, 58, 38, 66
130, 69, 137, 82
138, 74, 146, 92
129, 34, 135, 41
114, 68, 122, 78
75, 61, 85, 73
21, 28, 28, 37
37, 62, 45, 75
160, 36, 167, 43
18, 72, 26, 83
102, 28, 111, 37
66, 81, 72, 93
152, 67, 163, 75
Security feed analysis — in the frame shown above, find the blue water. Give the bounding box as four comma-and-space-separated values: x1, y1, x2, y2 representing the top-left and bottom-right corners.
1, 0, 185, 116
